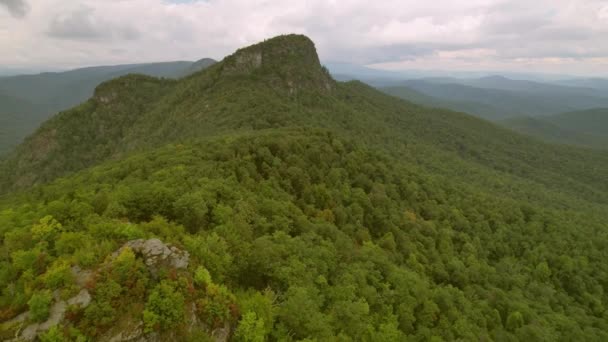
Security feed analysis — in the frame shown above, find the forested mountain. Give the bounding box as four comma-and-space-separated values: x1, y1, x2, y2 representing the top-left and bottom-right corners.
433, 75, 602, 96
548, 108, 608, 137
0, 59, 216, 157
380, 77, 608, 121
0, 93, 43, 156
1, 35, 607, 341
555, 78, 608, 92
381, 85, 512, 121
502, 108, 608, 149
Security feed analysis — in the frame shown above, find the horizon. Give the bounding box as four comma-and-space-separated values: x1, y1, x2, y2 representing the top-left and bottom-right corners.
0, 43, 602, 82
1, 0, 608, 77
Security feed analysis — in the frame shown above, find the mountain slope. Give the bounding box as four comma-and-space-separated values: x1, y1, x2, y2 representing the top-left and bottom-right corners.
0, 93, 42, 156
0, 59, 216, 157
501, 108, 608, 149
0, 34, 607, 341
390, 78, 608, 120
555, 78, 608, 92
381, 85, 510, 121
548, 108, 608, 137
4, 35, 608, 207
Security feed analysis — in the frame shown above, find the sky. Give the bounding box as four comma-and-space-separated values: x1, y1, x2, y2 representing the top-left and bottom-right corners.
1, 0, 608, 76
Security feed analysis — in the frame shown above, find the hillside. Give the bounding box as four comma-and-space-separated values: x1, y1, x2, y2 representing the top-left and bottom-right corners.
548, 108, 608, 137
382, 78, 608, 121
502, 109, 608, 149
4, 36, 608, 205
0, 93, 42, 156
555, 78, 608, 92
0, 34, 607, 341
396, 80, 608, 118
381, 85, 510, 121
0, 59, 216, 157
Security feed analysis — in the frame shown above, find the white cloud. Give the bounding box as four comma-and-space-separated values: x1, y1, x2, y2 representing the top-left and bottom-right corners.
1, 0, 608, 75
599, 5, 608, 20
0, 0, 28, 17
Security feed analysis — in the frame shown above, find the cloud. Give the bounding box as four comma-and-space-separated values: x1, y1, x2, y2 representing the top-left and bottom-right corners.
47, 6, 139, 41
0, 0, 28, 17
1, 0, 608, 76
599, 5, 608, 20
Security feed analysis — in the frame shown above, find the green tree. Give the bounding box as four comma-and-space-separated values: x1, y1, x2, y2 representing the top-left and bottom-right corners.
28, 290, 53, 322
31, 215, 63, 242
144, 281, 185, 331
506, 311, 524, 332
39, 325, 66, 342
234, 311, 265, 342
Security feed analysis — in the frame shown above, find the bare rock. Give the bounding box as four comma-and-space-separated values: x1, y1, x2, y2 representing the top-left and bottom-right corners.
71, 266, 93, 287
14, 289, 91, 341
107, 321, 143, 342
67, 289, 92, 307
212, 322, 231, 342
113, 239, 189, 272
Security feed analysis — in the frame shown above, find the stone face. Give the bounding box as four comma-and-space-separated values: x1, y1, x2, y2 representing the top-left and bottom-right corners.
113, 238, 190, 271
107, 322, 144, 342
212, 321, 231, 342
13, 289, 91, 341
67, 289, 92, 307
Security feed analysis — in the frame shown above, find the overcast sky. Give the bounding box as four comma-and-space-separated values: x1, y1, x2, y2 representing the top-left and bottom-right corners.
1, 0, 608, 76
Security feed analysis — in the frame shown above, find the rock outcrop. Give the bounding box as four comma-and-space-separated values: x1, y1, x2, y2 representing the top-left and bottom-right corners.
112, 238, 190, 271
8, 289, 91, 341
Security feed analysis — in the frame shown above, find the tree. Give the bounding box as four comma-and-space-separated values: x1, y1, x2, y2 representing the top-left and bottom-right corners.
194, 266, 212, 288
506, 311, 524, 332
31, 215, 63, 242
28, 290, 53, 322
39, 325, 66, 342
144, 281, 185, 331
234, 311, 265, 342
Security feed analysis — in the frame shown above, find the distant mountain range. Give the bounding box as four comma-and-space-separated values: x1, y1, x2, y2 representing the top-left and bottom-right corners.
379, 77, 608, 121
0, 58, 216, 156
4, 58, 606, 157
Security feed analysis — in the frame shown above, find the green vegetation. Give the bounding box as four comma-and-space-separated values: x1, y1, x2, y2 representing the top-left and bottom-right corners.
1, 34, 607, 340
502, 108, 608, 149
0, 59, 216, 157
381, 85, 515, 121
28, 290, 53, 322
548, 108, 608, 137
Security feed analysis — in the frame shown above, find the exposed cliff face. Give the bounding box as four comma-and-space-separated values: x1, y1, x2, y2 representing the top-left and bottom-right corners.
219, 34, 335, 95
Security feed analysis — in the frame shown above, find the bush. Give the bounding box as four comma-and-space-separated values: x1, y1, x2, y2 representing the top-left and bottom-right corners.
28, 290, 53, 322
144, 281, 185, 331
39, 325, 66, 342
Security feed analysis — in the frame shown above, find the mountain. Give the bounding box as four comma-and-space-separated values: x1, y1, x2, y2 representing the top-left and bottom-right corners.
381, 77, 608, 121
554, 78, 608, 92
0, 59, 216, 157
502, 108, 608, 149
440, 75, 601, 96
548, 108, 608, 137
381, 85, 511, 121
0, 34, 607, 341
0, 93, 43, 156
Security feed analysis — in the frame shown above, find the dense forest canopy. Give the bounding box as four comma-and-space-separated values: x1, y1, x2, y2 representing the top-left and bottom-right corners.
0, 34, 607, 341
500, 108, 608, 150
